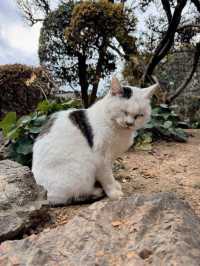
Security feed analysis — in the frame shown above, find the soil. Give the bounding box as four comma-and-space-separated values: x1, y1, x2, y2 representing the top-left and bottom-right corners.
27, 129, 200, 234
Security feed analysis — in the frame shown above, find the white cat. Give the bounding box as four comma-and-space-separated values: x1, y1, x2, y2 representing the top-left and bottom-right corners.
32, 77, 158, 205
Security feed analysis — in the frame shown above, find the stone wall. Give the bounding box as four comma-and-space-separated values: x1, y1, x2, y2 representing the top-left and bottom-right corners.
158, 50, 200, 123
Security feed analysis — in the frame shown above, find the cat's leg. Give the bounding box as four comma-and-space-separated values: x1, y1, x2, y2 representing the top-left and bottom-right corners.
96, 163, 123, 200
91, 187, 105, 200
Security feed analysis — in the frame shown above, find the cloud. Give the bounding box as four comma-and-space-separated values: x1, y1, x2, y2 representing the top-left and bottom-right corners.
0, 0, 41, 66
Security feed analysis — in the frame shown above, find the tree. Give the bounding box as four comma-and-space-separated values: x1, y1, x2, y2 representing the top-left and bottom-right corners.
123, 0, 200, 104
17, 0, 200, 105
39, 0, 137, 107
17, 0, 51, 25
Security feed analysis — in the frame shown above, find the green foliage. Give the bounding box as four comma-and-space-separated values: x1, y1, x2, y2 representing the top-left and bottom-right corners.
39, 1, 137, 106
65, 0, 136, 54
135, 104, 188, 150
192, 121, 200, 129
0, 98, 81, 166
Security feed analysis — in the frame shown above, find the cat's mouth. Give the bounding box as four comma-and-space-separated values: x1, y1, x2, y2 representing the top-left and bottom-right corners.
124, 125, 134, 130
118, 122, 134, 130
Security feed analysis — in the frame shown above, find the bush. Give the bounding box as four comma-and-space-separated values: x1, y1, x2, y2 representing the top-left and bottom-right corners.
0, 64, 54, 119
0, 99, 187, 165
135, 104, 188, 150
0, 98, 81, 166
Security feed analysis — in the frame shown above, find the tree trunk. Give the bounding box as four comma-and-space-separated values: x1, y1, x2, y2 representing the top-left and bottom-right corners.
142, 0, 187, 85
78, 54, 89, 108
90, 44, 107, 106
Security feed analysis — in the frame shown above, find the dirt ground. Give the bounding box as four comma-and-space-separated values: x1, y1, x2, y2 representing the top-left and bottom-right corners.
36, 129, 200, 232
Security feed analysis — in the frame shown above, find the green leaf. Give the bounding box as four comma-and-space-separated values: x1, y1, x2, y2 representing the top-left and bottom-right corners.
33, 115, 47, 126
135, 132, 153, 151
163, 113, 170, 120
0, 112, 17, 137
135, 142, 152, 151
29, 127, 42, 134
37, 100, 50, 113
151, 107, 160, 115
159, 104, 169, 109
144, 122, 154, 129
16, 139, 33, 155
163, 121, 173, 129
171, 128, 188, 142
17, 115, 32, 126
177, 121, 189, 129
6, 127, 21, 140
141, 133, 152, 143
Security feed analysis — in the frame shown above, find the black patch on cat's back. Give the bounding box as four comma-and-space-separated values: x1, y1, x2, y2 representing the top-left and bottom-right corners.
69, 110, 94, 148
122, 86, 132, 99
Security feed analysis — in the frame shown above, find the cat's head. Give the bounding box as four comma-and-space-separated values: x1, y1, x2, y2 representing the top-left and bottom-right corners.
105, 77, 159, 130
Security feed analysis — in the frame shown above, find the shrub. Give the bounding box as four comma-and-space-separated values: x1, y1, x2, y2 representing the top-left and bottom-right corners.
0, 64, 54, 119
135, 104, 188, 150
0, 98, 81, 166
0, 99, 187, 165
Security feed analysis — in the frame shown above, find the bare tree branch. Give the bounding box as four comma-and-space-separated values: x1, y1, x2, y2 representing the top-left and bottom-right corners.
177, 23, 200, 33
90, 40, 108, 105
35, 0, 50, 15
17, 0, 51, 25
142, 0, 187, 85
77, 53, 89, 108
108, 44, 125, 58
167, 42, 200, 103
161, 0, 172, 24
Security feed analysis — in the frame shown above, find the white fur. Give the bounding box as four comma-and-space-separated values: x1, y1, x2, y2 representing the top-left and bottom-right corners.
32, 78, 158, 205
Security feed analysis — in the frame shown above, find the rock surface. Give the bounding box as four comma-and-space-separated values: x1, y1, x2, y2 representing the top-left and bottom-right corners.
0, 132, 4, 160
1, 193, 200, 265
0, 160, 47, 242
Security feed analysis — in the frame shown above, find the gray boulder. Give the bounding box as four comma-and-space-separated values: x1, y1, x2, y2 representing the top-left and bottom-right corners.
0, 160, 47, 242
1, 192, 200, 265
0, 131, 5, 160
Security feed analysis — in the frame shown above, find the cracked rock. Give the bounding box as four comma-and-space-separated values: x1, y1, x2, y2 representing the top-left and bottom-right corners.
1, 192, 200, 265
0, 160, 47, 242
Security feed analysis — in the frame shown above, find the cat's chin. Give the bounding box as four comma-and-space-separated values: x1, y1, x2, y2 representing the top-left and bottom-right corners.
124, 126, 134, 130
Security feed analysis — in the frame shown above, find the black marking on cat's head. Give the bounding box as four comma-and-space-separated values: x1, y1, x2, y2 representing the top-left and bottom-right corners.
122, 86, 133, 99
69, 110, 93, 148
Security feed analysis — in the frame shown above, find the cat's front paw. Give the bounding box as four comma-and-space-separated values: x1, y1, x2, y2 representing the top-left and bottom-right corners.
107, 189, 123, 200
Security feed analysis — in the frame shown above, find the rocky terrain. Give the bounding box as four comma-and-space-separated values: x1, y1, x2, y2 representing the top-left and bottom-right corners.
0, 130, 200, 265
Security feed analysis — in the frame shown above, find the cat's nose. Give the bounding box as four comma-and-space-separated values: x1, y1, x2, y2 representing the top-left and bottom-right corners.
126, 122, 134, 127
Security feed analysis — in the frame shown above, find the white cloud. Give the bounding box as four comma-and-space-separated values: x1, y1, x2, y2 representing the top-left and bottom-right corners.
0, 0, 41, 65
1, 22, 41, 56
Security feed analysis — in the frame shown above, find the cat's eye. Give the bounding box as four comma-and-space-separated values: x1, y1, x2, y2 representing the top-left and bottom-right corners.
134, 114, 144, 119
123, 111, 129, 116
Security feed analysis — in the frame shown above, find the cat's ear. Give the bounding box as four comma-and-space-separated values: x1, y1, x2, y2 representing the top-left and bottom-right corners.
110, 76, 123, 96
143, 83, 159, 99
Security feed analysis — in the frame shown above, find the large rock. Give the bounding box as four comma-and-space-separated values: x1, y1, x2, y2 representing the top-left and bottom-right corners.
0, 160, 47, 242
0, 132, 4, 160
1, 193, 200, 265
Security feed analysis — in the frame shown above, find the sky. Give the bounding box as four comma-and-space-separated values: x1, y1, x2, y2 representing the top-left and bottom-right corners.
0, 0, 152, 67
0, 0, 41, 65
0, 0, 195, 68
